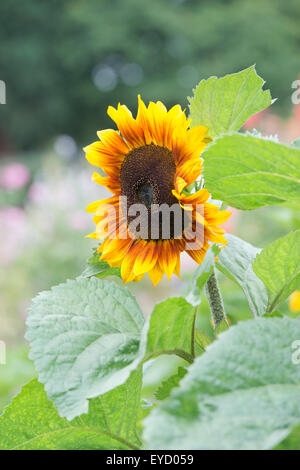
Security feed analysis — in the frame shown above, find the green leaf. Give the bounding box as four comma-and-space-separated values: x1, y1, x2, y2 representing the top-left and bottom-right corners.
186, 245, 220, 307
194, 329, 213, 355
26, 277, 144, 420
253, 230, 300, 312
216, 234, 268, 317
26, 282, 197, 421
143, 317, 300, 450
264, 310, 284, 318
203, 133, 300, 210
0, 371, 142, 450
274, 423, 300, 450
189, 65, 272, 139
214, 319, 229, 336
155, 367, 187, 401
81, 250, 121, 279
143, 297, 196, 364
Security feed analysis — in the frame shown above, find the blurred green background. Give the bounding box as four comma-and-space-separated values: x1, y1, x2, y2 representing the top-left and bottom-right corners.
0, 0, 300, 416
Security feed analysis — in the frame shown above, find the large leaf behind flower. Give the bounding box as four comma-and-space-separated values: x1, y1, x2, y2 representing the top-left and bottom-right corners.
203, 133, 300, 210
0, 371, 142, 450
189, 65, 272, 138
253, 230, 300, 312
216, 234, 268, 317
143, 317, 300, 450
26, 277, 144, 420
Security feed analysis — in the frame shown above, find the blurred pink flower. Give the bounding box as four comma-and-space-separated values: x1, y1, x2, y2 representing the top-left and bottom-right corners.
0, 206, 26, 229
28, 181, 49, 204
0, 162, 30, 190
258, 113, 282, 136
284, 103, 300, 144
293, 102, 300, 121
0, 206, 27, 265
242, 84, 300, 144
68, 211, 91, 231
243, 109, 267, 129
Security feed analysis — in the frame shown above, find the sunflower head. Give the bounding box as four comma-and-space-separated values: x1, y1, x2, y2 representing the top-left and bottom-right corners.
84, 96, 231, 285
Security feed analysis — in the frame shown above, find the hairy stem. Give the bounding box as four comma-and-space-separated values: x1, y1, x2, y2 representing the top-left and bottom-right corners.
205, 268, 226, 329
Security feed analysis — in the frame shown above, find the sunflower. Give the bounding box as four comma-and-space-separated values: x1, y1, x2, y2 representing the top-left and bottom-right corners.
84, 96, 231, 285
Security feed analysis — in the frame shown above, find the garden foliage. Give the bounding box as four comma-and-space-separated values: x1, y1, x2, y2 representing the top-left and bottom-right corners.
1, 66, 300, 450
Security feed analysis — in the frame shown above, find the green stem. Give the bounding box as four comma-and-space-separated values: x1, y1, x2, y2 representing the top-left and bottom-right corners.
205, 268, 226, 329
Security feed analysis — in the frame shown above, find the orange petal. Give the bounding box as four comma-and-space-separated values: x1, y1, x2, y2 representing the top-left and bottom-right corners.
132, 273, 145, 282
204, 205, 231, 225
97, 129, 129, 155
83, 139, 125, 170
92, 172, 121, 194
164, 105, 188, 149
174, 176, 188, 194
158, 240, 179, 281
148, 261, 164, 286
86, 195, 120, 214
107, 104, 144, 149
101, 237, 134, 264
86, 200, 104, 213
205, 226, 227, 245
172, 125, 209, 165
85, 232, 98, 239
121, 242, 143, 283
174, 188, 211, 205
136, 95, 153, 145
173, 254, 182, 280
185, 240, 210, 264
133, 240, 158, 276
175, 158, 202, 187
95, 210, 118, 238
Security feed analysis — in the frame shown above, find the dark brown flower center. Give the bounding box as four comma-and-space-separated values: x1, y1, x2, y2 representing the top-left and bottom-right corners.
120, 144, 177, 205
120, 144, 185, 239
